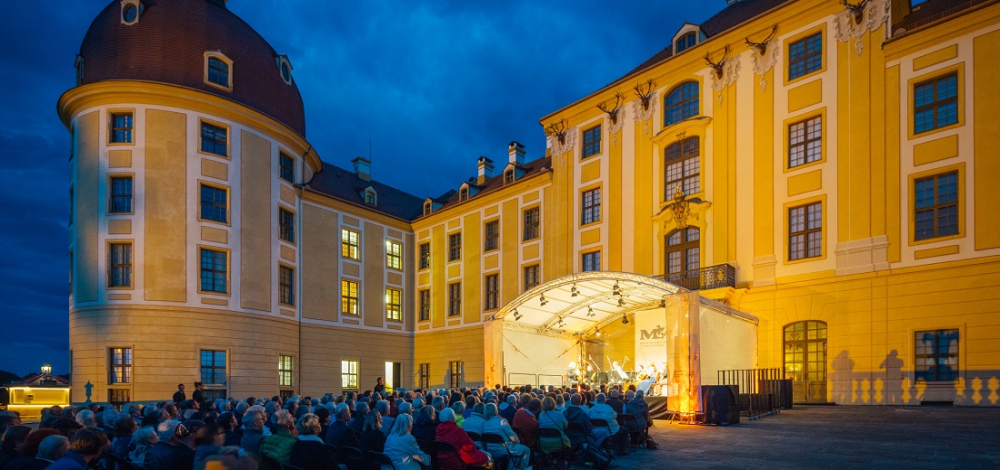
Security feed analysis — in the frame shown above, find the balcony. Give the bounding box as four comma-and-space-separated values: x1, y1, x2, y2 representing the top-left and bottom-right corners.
659, 263, 736, 291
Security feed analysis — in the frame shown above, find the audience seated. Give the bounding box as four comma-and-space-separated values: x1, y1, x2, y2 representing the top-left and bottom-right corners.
590, 393, 628, 454
512, 399, 540, 448
259, 410, 297, 470
626, 390, 653, 428
240, 408, 267, 459
0, 426, 31, 469
482, 403, 530, 470
128, 426, 158, 468
290, 413, 337, 470
325, 404, 358, 448
384, 415, 431, 470
45, 428, 106, 470
144, 420, 198, 470
359, 410, 387, 453
0, 429, 59, 470
435, 408, 489, 470
412, 405, 438, 444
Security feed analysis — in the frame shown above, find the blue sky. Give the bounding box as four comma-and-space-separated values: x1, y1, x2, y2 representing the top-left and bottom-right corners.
0, 0, 724, 376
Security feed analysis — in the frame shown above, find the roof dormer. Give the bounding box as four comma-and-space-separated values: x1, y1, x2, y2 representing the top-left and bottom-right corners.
362, 186, 377, 207
673, 23, 704, 54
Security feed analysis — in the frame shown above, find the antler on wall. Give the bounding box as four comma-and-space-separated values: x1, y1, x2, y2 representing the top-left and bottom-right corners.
544, 120, 568, 145
745, 25, 778, 55
597, 92, 626, 124
704, 45, 731, 79
634, 79, 656, 111
841, 0, 870, 24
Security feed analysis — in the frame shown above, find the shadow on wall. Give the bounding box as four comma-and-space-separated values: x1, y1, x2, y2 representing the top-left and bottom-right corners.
829, 349, 1000, 406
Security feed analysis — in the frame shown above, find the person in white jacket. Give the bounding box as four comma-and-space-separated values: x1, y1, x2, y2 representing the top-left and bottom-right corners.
589, 393, 628, 455
384, 414, 431, 470
482, 404, 531, 470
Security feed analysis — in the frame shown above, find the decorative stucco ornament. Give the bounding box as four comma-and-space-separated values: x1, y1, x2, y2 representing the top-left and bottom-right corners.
608, 107, 627, 146
549, 127, 577, 157
710, 56, 741, 105
632, 92, 657, 135
751, 40, 780, 92
833, 0, 890, 56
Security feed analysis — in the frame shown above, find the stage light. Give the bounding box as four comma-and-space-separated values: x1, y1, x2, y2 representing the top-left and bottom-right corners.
571, 284, 579, 297
612, 282, 621, 296
596, 329, 601, 337
618, 297, 625, 307
512, 309, 522, 321
622, 315, 629, 324
557, 319, 566, 328
587, 306, 595, 317
540, 293, 548, 306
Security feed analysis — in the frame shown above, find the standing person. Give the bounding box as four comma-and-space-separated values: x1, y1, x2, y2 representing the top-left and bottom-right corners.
374, 377, 386, 396
172, 384, 186, 404
191, 383, 205, 407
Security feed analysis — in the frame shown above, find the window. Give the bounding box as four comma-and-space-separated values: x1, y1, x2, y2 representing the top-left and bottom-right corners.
342, 280, 359, 316
109, 113, 133, 144
207, 57, 230, 88
279, 265, 295, 306
448, 283, 461, 317
108, 348, 131, 384
386, 241, 402, 270
665, 228, 700, 290
581, 188, 601, 225
121, 2, 140, 24
279, 153, 294, 183
386, 288, 402, 321
449, 361, 464, 389
788, 116, 822, 168
582, 124, 601, 159
523, 207, 540, 241
424, 201, 432, 216
419, 243, 430, 269
201, 350, 226, 385
788, 32, 822, 81
200, 122, 228, 157
675, 32, 697, 53
200, 184, 228, 223
524, 265, 539, 291
108, 389, 130, 406
279, 208, 295, 243
459, 187, 469, 202
915, 329, 959, 382
582, 251, 601, 272
789, 202, 822, 261
341, 360, 359, 390
484, 220, 499, 251
485, 274, 499, 310
665, 136, 700, 197
69, 251, 73, 295
418, 363, 430, 390
365, 188, 377, 206
504, 169, 515, 184
915, 172, 958, 240
279, 355, 293, 387
419, 289, 430, 321
914, 73, 959, 134
664, 82, 699, 126
75, 56, 85, 86
108, 243, 132, 288
199, 248, 227, 293
342, 229, 360, 260
449, 233, 461, 261
109, 176, 133, 213
277, 56, 293, 85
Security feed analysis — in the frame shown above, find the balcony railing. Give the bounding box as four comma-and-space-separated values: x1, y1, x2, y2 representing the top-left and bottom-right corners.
658, 263, 736, 291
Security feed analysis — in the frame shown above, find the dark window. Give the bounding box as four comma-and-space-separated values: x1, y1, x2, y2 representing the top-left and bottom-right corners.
207, 57, 230, 88
122, 5, 139, 23
449, 361, 463, 389
200, 184, 228, 223
424, 202, 432, 216
386, 288, 402, 321
279, 265, 295, 306
342, 229, 360, 260
485, 274, 499, 310
279, 355, 293, 387
582, 251, 601, 272
664, 82, 699, 126
109, 348, 132, 384
449, 283, 461, 317
789, 116, 822, 168
365, 189, 377, 206
675, 32, 697, 53
524, 265, 539, 291
341, 360, 358, 390
914, 73, 959, 134
386, 241, 402, 270
523, 207, 540, 241
915, 172, 958, 240
419, 289, 430, 321
788, 32, 823, 80
200, 248, 227, 293
484, 220, 499, 251
279, 208, 295, 243
342, 280, 359, 315
504, 170, 515, 184
915, 329, 959, 382
279, 153, 294, 183
108, 243, 132, 288
419, 243, 430, 269
110, 177, 133, 213
200, 122, 228, 156
581, 188, 601, 225
665, 136, 700, 197
789, 202, 822, 261
449, 233, 461, 261
582, 124, 601, 158
279, 60, 292, 84
201, 350, 226, 385
110, 113, 133, 143
418, 363, 430, 390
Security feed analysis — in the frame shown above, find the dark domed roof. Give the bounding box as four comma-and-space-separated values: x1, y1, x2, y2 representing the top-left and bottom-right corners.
78, 0, 306, 137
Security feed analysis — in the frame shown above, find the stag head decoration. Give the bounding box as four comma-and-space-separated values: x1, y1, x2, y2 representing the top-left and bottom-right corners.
841, 0, 870, 24
634, 79, 656, 111
545, 120, 568, 145
745, 25, 778, 55
704, 45, 731, 79
597, 92, 626, 125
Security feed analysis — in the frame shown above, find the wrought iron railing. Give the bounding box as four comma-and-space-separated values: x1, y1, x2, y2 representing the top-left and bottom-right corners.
659, 263, 736, 291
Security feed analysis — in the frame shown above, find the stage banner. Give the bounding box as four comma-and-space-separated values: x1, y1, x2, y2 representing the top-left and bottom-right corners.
634, 307, 668, 370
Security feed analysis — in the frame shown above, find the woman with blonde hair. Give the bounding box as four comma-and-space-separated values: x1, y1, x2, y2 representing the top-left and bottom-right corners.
360, 410, 386, 452
383, 414, 431, 470
289, 413, 336, 470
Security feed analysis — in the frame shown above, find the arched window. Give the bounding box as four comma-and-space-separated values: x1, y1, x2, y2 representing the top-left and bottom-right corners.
783, 321, 827, 403
664, 227, 699, 290
675, 32, 697, 53
664, 81, 699, 126
664, 136, 700, 197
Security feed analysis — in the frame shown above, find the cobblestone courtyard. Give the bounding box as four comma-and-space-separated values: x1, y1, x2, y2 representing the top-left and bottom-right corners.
613, 405, 1000, 470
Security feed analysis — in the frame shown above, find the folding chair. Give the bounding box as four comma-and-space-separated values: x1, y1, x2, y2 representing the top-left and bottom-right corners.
589, 419, 615, 452
535, 428, 570, 470
466, 431, 485, 450
366, 451, 399, 470
617, 414, 646, 450
480, 433, 515, 470
341, 445, 374, 470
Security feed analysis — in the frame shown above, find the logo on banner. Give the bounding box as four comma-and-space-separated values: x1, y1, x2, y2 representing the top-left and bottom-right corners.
640, 325, 666, 341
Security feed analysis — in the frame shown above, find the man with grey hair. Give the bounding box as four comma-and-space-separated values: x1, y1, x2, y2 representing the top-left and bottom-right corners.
36, 434, 71, 465
376, 400, 395, 437
240, 409, 267, 459
324, 403, 357, 447
349, 402, 368, 434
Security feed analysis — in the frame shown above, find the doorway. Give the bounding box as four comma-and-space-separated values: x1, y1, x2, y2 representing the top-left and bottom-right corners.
783, 321, 827, 403
385, 362, 401, 392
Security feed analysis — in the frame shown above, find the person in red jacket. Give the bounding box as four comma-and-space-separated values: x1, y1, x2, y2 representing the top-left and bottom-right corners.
512, 399, 541, 447
435, 408, 489, 470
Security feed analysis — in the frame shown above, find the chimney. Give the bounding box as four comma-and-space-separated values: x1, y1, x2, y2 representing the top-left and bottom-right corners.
352, 156, 371, 182
477, 157, 494, 184
508, 141, 526, 166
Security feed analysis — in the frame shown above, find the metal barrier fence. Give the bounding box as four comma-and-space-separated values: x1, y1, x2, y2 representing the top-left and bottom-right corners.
717, 368, 789, 420
506, 373, 565, 389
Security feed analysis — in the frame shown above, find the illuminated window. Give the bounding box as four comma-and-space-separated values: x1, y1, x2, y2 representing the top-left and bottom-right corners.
418, 363, 430, 390
342, 229, 360, 260
788, 33, 822, 81
109, 113, 133, 144
109, 177, 133, 213
419, 243, 430, 269
665, 136, 700, 196
914, 73, 958, 134
449, 233, 462, 261
108, 389, 130, 405
484, 220, 499, 251
582, 124, 601, 159
279, 355, 293, 387
664, 82, 699, 126
788, 116, 822, 168
200, 122, 228, 157
485, 274, 499, 310
524, 265, 539, 291
199, 248, 227, 293
449, 283, 461, 317
915, 329, 959, 382
582, 251, 601, 272
108, 348, 131, 384
449, 361, 464, 389
789, 202, 822, 261
675, 32, 697, 53
386, 240, 402, 270
581, 188, 601, 225
279, 153, 294, 183
279, 208, 295, 243
108, 243, 132, 288
342, 280, 359, 316
386, 288, 402, 321
523, 207, 540, 241
914, 172, 958, 240
341, 360, 359, 390
201, 350, 226, 385
419, 289, 430, 321
200, 184, 228, 223
279, 265, 295, 306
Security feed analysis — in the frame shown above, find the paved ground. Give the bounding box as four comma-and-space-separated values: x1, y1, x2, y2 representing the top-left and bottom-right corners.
608, 405, 1000, 470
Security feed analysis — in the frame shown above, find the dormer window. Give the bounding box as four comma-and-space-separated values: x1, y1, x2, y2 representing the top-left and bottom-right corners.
672, 23, 702, 55
504, 169, 515, 185
276, 55, 293, 85
676, 32, 697, 53
364, 187, 377, 206
204, 52, 233, 91
120, 0, 142, 25
424, 201, 432, 216
459, 187, 469, 202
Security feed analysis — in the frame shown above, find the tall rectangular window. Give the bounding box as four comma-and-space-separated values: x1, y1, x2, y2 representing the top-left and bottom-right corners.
279, 355, 293, 387
108, 389, 131, 405
582, 124, 601, 158
419, 289, 430, 321
914, 73, 958, 134
418, 363, 430, 390
484, 220, 499, 251
342, 280, 359, 316
201, 350, 226, 385
109, 176, 133, 213
199, 248, 227, 293
449, 233, 462, 261
279, 208, 295, 243
582, 251, 601, 272
448, 282, 461, 317
484, 274, 499, 310
342, 229, 360, 260
386, 240, 402, 270
386, 288, 402, 321
789, 202, 822, 261
341, 360, 358, 390
108, 348, 132, 384
200, 184, 228, 223
279, 265, 295, 306
207, 57, 230, 88
915, 172, 958, 240
788, 32, 822, 80
109, 113, 133, 144
524, 265, 539, 291
279, 153, 294, 183
788, 115, 822, 168
108, 243, 132, 288
419, 243, 430, 269
200, 122, 228, 157
581, 188, 601, 225
915, 329, 959, 382
449, 361, 464, 389
523, 207, 540, 241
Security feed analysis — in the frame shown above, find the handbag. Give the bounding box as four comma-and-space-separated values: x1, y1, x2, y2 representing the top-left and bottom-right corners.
538, 413, 572, 451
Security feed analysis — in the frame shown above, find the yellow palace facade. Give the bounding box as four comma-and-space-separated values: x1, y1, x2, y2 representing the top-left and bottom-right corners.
61, 0, 999, 407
